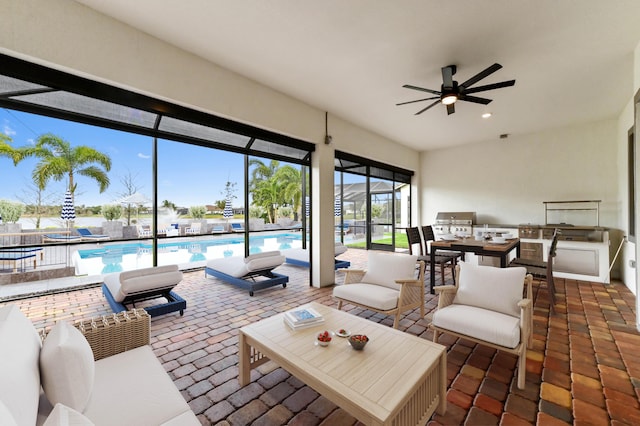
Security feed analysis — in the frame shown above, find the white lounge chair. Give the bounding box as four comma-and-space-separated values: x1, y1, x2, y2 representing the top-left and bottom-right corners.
185, 222, 202, 235
284, 242, 350, 269
333, 251, 424, 329
204, 251, 288, 296
430, 261, 533, 389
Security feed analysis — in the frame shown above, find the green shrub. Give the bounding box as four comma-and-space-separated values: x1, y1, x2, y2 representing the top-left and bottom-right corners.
102, 204, 123, 221
0, 200, 25, 223
279, 206, 293, 218
189, 205, 207, 219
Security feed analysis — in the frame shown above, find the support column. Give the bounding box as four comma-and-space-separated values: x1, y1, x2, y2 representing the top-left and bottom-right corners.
311, 139, 336, 288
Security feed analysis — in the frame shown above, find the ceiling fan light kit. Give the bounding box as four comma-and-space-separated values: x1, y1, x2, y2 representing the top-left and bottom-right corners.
397, 63, 515, 115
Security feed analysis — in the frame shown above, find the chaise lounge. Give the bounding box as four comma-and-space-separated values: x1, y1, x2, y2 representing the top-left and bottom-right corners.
76, 228, 110, 241
283, 241, 351, 269
205, 251, 288, 296
102, 264, 187, 317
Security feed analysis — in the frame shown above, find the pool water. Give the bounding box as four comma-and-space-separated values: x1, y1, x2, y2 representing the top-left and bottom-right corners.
72, 233, 303, 276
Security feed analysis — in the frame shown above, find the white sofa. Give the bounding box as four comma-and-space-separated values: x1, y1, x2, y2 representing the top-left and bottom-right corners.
0, 304, 199, 426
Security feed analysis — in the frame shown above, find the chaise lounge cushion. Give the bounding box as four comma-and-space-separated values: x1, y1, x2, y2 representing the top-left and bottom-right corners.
40, 322, 95, 412
207, 251, 284, 278
453, 261, 526, 317
0, 305, 42, 426
103, 264, 183, 303
361, 251, 418, 290
431, 304, 521, 348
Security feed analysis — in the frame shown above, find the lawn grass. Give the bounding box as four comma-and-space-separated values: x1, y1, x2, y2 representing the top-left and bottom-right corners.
346, 232, 408, 249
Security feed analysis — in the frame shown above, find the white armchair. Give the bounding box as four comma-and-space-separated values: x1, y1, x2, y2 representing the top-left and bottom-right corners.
333, 251, 425, 329
430, 261, 533, 389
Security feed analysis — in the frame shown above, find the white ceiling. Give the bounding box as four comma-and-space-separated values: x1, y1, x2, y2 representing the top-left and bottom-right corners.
75, 0, 640, 151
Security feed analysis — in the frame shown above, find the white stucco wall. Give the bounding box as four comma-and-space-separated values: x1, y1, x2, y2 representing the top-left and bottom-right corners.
421, 119, 619, 226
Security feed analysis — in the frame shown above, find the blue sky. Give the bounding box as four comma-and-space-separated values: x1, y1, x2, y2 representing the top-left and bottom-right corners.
0, 109, 246, 208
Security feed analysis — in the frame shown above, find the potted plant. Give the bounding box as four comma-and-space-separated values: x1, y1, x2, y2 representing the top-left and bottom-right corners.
0, 200, 25, 245
101, 204, 124, 238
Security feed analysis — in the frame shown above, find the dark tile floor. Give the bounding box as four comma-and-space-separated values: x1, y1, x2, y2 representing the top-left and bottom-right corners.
3, 249, 640, 425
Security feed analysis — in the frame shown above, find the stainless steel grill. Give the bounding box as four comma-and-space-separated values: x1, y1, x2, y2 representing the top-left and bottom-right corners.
433, 212, 476, 235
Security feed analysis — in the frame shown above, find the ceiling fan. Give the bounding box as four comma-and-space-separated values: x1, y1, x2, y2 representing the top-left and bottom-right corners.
397, 63, 515, 115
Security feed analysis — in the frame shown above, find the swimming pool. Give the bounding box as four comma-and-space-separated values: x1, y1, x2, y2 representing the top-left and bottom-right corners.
72, 233, 303, 276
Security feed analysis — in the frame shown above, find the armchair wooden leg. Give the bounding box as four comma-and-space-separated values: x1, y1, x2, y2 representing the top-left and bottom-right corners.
517, 347, 527, 389
337, 300, 343, 310
393, 314, 400, 329
432, 329, 439, 343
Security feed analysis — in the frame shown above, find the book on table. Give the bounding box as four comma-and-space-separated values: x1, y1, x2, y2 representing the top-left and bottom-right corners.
283, 307, 324, 329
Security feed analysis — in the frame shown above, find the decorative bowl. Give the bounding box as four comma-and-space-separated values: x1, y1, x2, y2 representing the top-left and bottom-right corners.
317, 330, 332, 346
348, 334, 369, 350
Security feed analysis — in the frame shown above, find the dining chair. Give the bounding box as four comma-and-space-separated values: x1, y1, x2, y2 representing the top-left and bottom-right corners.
406, 227, 455, 285
421, 225, 461, 279
509, 228, 559, 313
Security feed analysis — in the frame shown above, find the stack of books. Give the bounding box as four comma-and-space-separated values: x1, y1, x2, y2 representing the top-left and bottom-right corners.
283, 307, 324, 330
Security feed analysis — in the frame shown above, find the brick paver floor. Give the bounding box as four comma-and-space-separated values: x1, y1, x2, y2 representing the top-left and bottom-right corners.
2, 249, 640, 425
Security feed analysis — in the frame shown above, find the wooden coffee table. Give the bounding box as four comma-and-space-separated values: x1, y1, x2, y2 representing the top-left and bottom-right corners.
238, 302, 446, 425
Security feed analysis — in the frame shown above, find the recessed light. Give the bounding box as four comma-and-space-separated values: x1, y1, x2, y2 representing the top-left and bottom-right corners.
482, 112, 492, 119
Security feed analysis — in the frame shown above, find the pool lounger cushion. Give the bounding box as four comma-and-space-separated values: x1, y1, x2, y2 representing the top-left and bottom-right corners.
205, 251, 288, 296
102, 264, 186, 317
284, 242, 351, 269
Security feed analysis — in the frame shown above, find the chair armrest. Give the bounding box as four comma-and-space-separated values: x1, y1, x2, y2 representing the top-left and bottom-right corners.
395, 278, 421, 286
434, 285, 457, 309
343, 269, 366, 284
76, 309, 151, 361
517, 298, 532, 309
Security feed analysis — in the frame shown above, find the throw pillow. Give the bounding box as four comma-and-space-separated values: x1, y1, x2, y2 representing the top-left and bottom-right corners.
40, 321, 95, 413
453, 261, 526, 317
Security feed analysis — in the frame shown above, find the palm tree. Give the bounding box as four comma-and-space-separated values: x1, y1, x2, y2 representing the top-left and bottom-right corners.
275, 165, 302, 220
2, 133, 111, 203
249, 159, 306, 223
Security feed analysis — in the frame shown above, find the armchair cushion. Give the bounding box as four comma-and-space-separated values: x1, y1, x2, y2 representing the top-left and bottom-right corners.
39, 321, 95, 412
332, 283, 399, 311
361, 252, 418, 290
432, 304, 521, 348
43, 403, 95, 426
453, 261, 526, 317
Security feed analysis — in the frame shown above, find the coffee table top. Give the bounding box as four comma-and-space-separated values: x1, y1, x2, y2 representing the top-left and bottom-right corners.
239, 302, 445, 423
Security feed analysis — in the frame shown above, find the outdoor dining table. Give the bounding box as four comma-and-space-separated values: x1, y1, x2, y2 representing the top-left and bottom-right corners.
429, 237, 521, 294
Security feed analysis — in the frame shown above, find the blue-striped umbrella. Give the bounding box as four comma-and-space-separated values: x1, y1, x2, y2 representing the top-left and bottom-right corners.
61, 190, 76, 222
223, 197, 234, 219
334, 196, 341, 217
305, 196, 310, 217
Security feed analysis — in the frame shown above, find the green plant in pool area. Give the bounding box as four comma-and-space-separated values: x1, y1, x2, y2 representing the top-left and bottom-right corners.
101, 204, 123, 221
189, 205, 207, 219
0, 199, 25, 223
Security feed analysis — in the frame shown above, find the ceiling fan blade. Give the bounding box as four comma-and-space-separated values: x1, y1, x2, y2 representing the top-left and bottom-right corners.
463, 80, 515, 94
396, 96, 440, 106
441, 65, 456, 87
459, 95, 493, 105
460, 63, 502, 89
446, 104, 455, 115
415, 100, 441, 115
402, 84, 441, 96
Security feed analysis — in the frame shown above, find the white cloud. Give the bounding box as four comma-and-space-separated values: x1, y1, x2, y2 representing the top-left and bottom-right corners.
138, 153, 151, 159
3, 124, 16, 136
